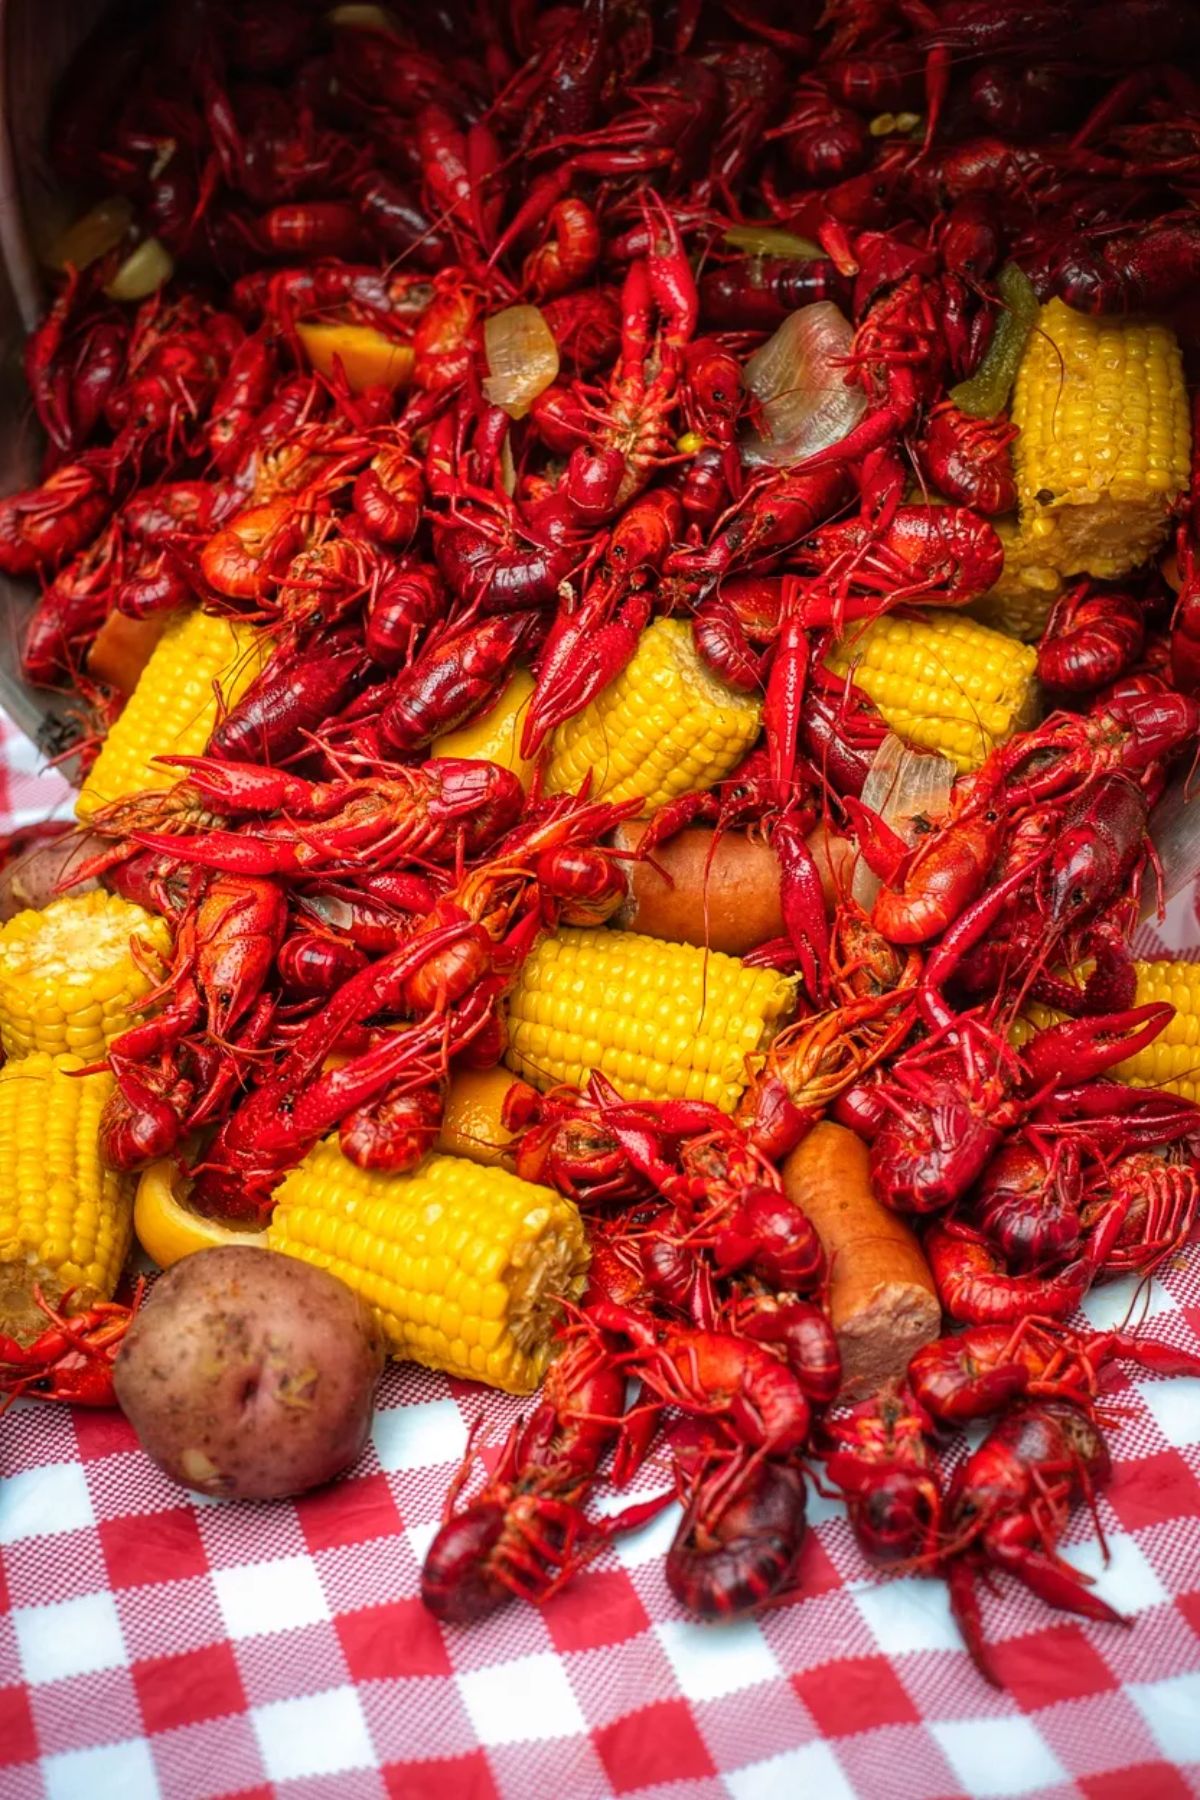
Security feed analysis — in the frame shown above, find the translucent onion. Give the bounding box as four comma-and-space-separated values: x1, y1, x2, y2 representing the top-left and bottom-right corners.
47, 196, 134, 273
741, 302, 866, 467
103, 237, 174, 302
723, 224, 823, 260
483, 306, 560, 419
852, 735, 955, 910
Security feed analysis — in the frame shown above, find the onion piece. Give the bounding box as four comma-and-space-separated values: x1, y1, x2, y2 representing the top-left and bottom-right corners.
46, 196, 134, 273
103, 237, 174, 301
723, 224, 823, 260
741, 301, 866, 467
851, 735, 955, 910
483, 305, 560, 419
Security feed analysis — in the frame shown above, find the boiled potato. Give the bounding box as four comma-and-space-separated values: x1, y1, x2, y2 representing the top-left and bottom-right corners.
113, 1245, 385, 1499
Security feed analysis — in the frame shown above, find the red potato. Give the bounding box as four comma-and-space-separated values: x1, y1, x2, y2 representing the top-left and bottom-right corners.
113, 1245, 385, 1499
783, 1121, 941, 1401
86, 609, 167, 695
0, 826, 101, 920
613, 822, 786, 955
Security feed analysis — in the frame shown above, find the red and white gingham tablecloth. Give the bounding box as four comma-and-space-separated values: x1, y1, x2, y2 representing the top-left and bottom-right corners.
0, 703, 1197, 1800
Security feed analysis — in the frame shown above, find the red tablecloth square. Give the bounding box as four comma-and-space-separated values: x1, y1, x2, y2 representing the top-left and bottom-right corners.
337, 1599, 454, 1681
133, 1643, 247, 1734
792, 1654, 921, 1736
543, 1569, 652, 1653
296, 1472, 403, 1554
382, 1749, 500, 1800
0, 1683, 38, 1766
593, 1698, 717, 1793
986, 1624, 1122, 1711
1079, 1764, 1197, 1799
100, 1507, 209, 1589
72, 1406, 141, 1461
1105, 1449, 1200, 1534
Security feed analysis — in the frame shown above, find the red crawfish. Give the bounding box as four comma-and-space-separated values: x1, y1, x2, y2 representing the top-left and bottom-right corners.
869, 1019, 1026, 1216
940, 1400, 1125, 1686
917, 402, 1018, 515
364, 566, 444, 669
0, 461, 112, 578
1038, 585, 1147, 695
421, 1334, 670, 1623
21, 522, 123, 687
847, 774, 1006, 947
207, 629, 372, 764
1081, 1150, 1200, 1277
379, 614, 544, 754
923, 1199, 1127, 1328
586, 1300, 817, 1461
128, 756, 525, 878
821, 1382, 943, 1566
520, 488, 680, 757
996, 689, 1200, 802
789, 506, 1005, 623
666, 1446, 809, 1620
0, 1283, 143, 1411
909, 1319, 1200, 1427
971, 1132, 1084, 1272
721, 1293, 842, 1408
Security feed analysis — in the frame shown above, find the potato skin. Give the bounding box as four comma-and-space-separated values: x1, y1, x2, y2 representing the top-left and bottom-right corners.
113, 1246, 386, 1499
0, 828, 101, 920
613, 823, 785, 955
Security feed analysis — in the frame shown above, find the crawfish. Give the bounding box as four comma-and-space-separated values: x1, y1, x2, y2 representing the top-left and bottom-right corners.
917, 402, 1018, 515
421, 1334, 668, 1623
941, 1401, 1125, 1686
909, 1319, 1200, 1427
666, 1448, 809, 1620
0, 1283, 143, 1411
1081, 1150, 1200, 1277
1038, 585, 1147, 695
0, 461, 112, 578
130, 756, 524, 878
821, 1382, 943, 1565
849, 773, 1006, 947
971, 1132, 1084, 1272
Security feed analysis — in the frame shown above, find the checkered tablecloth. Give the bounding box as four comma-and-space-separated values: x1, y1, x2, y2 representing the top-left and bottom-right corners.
0, 705, 1197, 1800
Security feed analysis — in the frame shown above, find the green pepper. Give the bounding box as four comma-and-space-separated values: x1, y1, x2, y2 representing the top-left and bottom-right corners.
723, 224, 824, 260
948, 263, 1040, 419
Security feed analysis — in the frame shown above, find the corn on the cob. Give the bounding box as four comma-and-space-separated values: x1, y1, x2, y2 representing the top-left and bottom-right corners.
1010, 299, 1190, 580
969, 516, 1064, 641
543, 617, 763, 814
1021, 961, 1200, 1102
0, 1053, 133, 1342
266, 1146, 587, 1392
76, 608, 265, 821
826, 608, 1040, 773
504, 926, 794, 1111
0, 891, 171, 1062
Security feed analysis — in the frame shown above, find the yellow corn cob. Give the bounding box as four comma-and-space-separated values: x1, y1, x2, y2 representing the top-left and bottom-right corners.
76, 609, 265, 821
543, 617, 763, 814
504, 926, 794, 1112
0, 1053, 133, 1342
0, 891, 171, 1062
1011, 299, 1191, 580
969, 516, 1064, 641
826, 608, 1040, 773
266, 1146, 587, 1393
1021, 960, 1200, 1102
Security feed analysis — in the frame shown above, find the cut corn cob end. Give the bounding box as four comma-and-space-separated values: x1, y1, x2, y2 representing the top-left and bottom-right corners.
0, 890, 172, 1062
1018, 961, 1199, 1103
267, 1146, 587, 1393
826, 608, 1040, 773
76, 608, 265, 821
0, 1052, 133, 1343
504, 926, 795, 1113
1011, 299, 1191, 580
543, 617, 763, 815
969, 516, 1064, 641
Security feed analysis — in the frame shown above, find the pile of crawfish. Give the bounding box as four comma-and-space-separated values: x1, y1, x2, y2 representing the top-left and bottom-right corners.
5, 0, 1200, 1683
